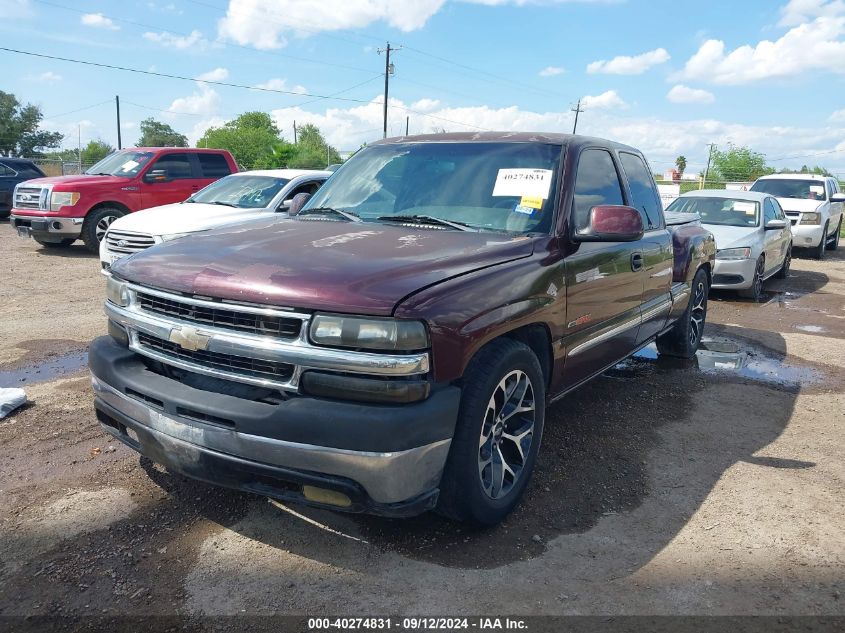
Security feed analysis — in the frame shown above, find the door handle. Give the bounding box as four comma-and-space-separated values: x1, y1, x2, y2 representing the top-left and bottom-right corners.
631, 252, 644, 271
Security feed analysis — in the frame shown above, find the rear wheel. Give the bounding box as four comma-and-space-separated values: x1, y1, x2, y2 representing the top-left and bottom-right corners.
81, 207, 123, 253
813, 222, 828, 259
827, 218, 841, 251
739, 257, 765, 301
656, 267, 708, 359
437, 338, 545, 526
34, 238, 75, 248
774, 243, 791, 279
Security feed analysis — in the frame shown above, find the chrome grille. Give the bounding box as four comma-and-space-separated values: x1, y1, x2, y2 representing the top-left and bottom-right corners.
137, 332, 295, 383
105, 229, 156, 254
14, 185, 47, 210
136, 291, 304, 339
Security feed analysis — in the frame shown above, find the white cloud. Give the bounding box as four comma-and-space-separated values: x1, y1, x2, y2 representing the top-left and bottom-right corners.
196, 67, 229, 82
676, 13, 845, 84
253, 78, 308, 94
587, 48, 670, 74
80, 13, 119, 30
143, 29, 207, 49
410, 98, 441, 111
581, 90, 628, 110
830, 107, 845, 121
166, 69, 229, 119
0, 0, 32, 18
218, 0, 446, 49
539, 66, 565, 77
666, 84, 715, 104
779, 0, 845, 26
26, 71, 62, 83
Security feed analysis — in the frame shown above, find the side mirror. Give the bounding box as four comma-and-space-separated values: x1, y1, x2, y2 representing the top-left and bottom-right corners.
765, 219, 787, 230
574, 205, 644, 242
287, 192, 311, 216
277, 198, 294, 212
830, 192, 845, 203
144, 169, 170, 183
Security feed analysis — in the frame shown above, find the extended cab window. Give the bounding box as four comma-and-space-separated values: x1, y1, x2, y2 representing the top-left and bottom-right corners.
619, 152, 662, 229
150, 154, 193, 179
197, 153, 232, 178
572, 149, 625, 230
0, 163, 14, 176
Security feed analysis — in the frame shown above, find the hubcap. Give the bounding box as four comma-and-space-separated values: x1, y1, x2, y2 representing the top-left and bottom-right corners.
689, 280, 706, 346
95, 215, 117, 241
753, 259, 764, 298
478, 370, 535, 500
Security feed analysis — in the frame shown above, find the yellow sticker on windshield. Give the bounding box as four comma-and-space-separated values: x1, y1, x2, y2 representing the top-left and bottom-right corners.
520, 195, 543, 209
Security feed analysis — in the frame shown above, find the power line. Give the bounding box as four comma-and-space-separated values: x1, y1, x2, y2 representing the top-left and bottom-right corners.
43, 99, 113, 120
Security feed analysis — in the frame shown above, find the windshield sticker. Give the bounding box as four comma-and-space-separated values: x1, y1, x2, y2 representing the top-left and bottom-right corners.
493, 169, 553, 199
519, 195, 543, 209
810, 185, 825, 195
512, 204, 535, 215
119, 160, 139, 172
733, 202, 756, 215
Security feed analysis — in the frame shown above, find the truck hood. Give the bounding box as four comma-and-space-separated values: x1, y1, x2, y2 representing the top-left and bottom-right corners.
109, 202, 274, 236
775, 198, 824, 213
20, 174, 134, 189
703, 224, 761, 250
112, 218, 536, 315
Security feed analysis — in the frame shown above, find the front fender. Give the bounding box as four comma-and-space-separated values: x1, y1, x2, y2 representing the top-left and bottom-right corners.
671, 224, 716, 284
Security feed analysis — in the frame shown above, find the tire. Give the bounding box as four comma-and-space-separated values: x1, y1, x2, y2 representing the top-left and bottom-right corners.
774, 243, 791, 279
437, 338, 545, 526
34, 238, 75, 248
827, 218, 841, 251
813, 222, 828, 260
739, 257, 765, 301
81, 207, 124, 253
656, 267, 708, 359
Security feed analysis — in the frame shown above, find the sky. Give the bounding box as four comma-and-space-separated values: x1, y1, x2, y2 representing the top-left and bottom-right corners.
1, 0, 845, 177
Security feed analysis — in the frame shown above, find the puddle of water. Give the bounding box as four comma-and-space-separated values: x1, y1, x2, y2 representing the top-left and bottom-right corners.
796, 325, 825, 333
0, 350, 89, 388
612, 336, 819, 387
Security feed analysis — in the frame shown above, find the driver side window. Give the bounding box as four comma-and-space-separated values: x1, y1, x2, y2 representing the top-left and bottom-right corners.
572, 149, 625, 231
764, 198, 778, 224
149, 154, 193, 180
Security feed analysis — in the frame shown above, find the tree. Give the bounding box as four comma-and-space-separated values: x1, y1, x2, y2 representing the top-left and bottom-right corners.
137, 118, 188, 147
252, 141, 298, 169
709, 144, 772, 182
0, 91, 63, 157
289, 123, 340, 168
675, 155, 687, 177
80, 139, 114, 165
197, 111, 283, 169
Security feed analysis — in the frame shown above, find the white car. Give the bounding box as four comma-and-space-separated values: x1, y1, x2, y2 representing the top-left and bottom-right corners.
750, 174, 844, 259
666, 190, 792, 300
100, 169, 331, 271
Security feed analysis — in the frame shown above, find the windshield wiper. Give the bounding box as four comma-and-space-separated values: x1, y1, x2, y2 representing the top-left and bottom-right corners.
298, 207, 361, 222
87, 172, 113, 176
377, 214, 478, 232
209, 201, 238, 208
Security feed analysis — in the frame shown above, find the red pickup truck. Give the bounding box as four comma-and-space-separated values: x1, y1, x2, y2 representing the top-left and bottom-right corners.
10, 147, 237, 252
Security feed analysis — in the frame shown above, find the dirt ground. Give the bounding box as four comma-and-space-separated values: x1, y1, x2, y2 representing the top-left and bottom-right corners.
1, 221, 843, 628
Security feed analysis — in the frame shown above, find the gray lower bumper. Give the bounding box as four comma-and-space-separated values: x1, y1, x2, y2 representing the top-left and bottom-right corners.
11, 214, 83, 239
92, 375, 451, 507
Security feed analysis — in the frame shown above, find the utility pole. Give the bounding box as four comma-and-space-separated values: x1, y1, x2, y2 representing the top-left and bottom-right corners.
293, 120, 297, 144
571, 99, 584, 134
378, 42, 399, 139
405, 116, 409, 136
77, 125, 82, 174
115, 95, 122, 150
701, 143, 716, 190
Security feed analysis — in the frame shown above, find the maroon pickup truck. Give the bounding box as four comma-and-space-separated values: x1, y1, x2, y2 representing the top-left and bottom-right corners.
89, 133, 715, 525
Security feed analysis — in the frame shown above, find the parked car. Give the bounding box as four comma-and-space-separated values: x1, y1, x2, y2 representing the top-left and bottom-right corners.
0, 158, 45, 219
666, 190, 792, 300
99, 169, 331, 273
89, 133, 715, 526
750, 174, 844, 259
10, 147, 237, 252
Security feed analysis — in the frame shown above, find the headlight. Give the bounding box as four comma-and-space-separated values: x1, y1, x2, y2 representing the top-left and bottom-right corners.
309, 314, 428, 351
716, 247, 752, 260
801, 212, 821, 225
50, 191, 80, 211
160, 232, 191, 242
106, 276, 130, 307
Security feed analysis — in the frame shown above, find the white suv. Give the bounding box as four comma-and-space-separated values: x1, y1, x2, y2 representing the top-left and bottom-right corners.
750, 174, 844, 259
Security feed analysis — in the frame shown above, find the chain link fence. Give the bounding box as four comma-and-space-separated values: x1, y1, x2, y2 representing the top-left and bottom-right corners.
25, 159, 96, 177
655, 179, 755, 207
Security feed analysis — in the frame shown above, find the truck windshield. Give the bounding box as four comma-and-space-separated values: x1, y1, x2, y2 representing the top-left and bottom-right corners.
85, 151, 154, 177
666, 196, 760, 227
750, 179, 827, 201
187, 175, 290, 209
303, 142, 563, 233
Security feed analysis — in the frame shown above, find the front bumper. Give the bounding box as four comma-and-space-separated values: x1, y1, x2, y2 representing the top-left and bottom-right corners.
89, 336, 461, 515
788, 222, 825, 248
10, 213, 83, 240
711, 257, 758, 290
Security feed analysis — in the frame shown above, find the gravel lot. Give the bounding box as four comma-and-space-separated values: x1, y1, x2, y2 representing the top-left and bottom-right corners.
1, 220, 843, 627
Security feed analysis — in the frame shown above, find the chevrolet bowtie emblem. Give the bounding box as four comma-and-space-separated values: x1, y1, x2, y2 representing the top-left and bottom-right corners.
168, 326, 211, 351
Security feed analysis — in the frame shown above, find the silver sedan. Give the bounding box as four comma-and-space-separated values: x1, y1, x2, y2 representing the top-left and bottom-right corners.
666, 190, 792, 301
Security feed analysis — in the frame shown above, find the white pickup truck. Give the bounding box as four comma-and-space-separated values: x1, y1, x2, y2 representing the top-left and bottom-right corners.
100, 169, 331, 272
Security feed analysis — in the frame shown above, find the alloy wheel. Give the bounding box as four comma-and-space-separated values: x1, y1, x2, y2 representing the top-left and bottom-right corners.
478, 370, 536, 500
95, 215, 118, 241
752, 259, 764, 300
688, 279, 706, 346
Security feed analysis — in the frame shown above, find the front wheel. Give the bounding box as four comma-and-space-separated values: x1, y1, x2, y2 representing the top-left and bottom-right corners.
774, 243, 792, 279
656, 268, 708, 359
81, 207, 124, 253
827, 218, 841, 251
739, 256, 765, 301
813, 222, 828, 259
437, 339, 545, 526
